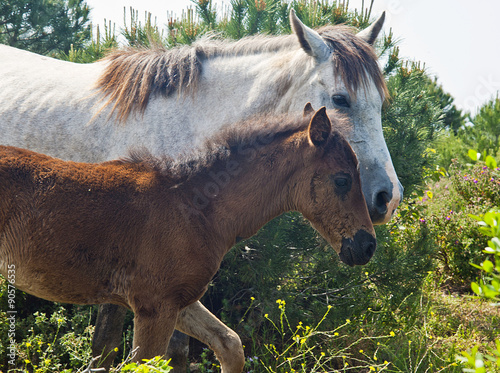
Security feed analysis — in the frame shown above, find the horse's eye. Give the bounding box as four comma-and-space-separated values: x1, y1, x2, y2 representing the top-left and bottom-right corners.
332, 94, 350, 108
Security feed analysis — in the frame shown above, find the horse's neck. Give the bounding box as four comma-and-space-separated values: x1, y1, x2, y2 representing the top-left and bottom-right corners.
198, 50, 306, 121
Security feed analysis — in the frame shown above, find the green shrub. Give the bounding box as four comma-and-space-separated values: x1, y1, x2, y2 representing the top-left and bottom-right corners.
0, 280, 95, 371
457, 206, 500, 372
415, 154, 500, 288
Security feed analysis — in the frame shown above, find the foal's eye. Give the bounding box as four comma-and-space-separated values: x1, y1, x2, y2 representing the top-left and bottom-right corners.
332, 94, 350, 108
335, 178, 348, 187
329, 172, 352, 197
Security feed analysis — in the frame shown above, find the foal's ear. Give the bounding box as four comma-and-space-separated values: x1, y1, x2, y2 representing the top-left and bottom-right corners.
303, 102, 315, 117
308, 107, 331, 147
290, 9, 331, 61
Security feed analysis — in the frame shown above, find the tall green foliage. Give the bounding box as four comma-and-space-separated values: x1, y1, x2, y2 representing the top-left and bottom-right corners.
382, 62, 444, 196
435, 97, 500, 169
463, 97, 500, 159
58, 21, 118, 63
0, 0, 91, 55
457, 158, 500, 371
426, 77, 464, 135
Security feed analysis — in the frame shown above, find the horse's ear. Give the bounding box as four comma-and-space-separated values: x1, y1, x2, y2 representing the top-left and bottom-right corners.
308, 107, 331, 147
303, 102, 315, 117
357, 11, 385, 45
290, 9, 331, 61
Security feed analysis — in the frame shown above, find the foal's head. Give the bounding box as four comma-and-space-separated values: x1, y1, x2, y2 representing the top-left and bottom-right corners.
294, 106, 376, 266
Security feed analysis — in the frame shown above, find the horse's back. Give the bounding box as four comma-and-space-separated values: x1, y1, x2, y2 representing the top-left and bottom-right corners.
0, 45, 112, 160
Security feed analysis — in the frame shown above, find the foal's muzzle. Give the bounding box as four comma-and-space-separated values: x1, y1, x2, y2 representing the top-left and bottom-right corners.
339, 230, 377, 266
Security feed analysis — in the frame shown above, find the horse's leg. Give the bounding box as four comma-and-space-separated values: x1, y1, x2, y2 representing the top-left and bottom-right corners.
176, 301, 245, 373
92, 304, 128, 370
132, 306, 179, 362
165, 330, 190, 373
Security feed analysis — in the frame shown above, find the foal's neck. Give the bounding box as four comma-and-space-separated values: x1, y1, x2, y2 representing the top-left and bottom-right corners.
190, 136, 303, 251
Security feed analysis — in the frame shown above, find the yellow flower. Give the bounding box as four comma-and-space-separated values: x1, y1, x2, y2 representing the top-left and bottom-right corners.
321, 352, 326, 357
25, 359, 31, 364
264, 313, 269, 318
114, 347, 119, 352
26, 342, 32, 348
250, 296, 255, 301
334, 332, 339, 336
346, 319, 351, 324
389, 331, 395, 337
359, 349, 364, 354
370, 367, 376, 371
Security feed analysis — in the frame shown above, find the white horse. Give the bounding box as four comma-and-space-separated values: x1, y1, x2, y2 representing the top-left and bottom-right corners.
0, 10, 401, 372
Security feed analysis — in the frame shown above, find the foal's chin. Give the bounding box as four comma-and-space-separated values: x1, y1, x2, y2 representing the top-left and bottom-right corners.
338, 230, 377, 267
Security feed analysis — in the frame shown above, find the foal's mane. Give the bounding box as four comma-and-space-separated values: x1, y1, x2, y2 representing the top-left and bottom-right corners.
96, 26, 387, 122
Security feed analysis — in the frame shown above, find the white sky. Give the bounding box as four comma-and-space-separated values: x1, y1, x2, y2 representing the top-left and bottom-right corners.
85, 0, 500, 115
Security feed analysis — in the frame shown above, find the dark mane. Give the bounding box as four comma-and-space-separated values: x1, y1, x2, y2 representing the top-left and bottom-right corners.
96, 26, 387, 122
317, 25, 389, 100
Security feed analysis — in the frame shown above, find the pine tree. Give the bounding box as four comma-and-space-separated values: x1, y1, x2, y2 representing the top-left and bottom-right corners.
462, 97, 500, 158
0, 0, 91, 55
434, 97, 500, 167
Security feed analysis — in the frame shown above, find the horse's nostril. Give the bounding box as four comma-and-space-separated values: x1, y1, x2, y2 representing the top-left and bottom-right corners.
375, 191, 390, 215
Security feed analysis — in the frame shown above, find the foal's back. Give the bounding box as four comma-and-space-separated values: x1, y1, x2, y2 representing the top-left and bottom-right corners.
0, 146, 159, 304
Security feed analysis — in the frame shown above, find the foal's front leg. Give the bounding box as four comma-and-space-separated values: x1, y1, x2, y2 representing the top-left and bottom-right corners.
176, 301, 245, 373
132, 306, 179, 362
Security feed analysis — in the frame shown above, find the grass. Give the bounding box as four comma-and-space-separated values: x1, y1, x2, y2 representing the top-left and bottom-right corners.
182, 279, 500, 373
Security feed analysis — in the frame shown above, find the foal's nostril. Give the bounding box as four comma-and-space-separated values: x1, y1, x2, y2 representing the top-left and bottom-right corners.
351, 230, 377, 265
375, 191, 390, 215
363, 240, 376, 258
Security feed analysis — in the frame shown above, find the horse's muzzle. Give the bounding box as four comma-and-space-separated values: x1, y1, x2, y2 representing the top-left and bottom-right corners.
339, 230, 377, 266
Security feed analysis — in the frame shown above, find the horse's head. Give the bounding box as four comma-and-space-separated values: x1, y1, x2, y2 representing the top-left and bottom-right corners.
286, 10, 403, 225
295, 107, 376, 266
